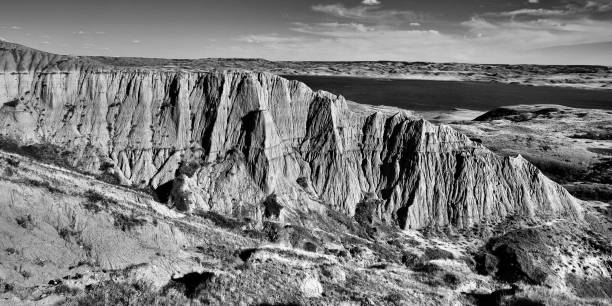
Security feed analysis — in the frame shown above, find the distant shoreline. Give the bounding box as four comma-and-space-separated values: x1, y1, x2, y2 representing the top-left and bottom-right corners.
281, 73, 612, 91
284, 75, 612, 112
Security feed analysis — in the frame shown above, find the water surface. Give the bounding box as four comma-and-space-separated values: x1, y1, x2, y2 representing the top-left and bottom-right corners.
283, 75, 612, 111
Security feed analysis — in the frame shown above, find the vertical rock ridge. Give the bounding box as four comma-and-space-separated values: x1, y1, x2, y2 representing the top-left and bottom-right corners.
0, 43, 582, 229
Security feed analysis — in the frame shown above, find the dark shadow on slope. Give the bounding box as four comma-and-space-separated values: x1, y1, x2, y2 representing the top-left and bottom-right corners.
155, 180, 174, 203
164, 272, 215, 299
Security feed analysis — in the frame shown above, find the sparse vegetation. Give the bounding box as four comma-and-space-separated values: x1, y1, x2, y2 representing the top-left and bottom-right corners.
194, 211, 245, 230
82, 189, 118, 213
61, 280, 192, 306
54, 284, 81, 296
0, 281, 14, 294
21, 178, 63, 193
0, 136, 77, 171
113, 212, 147, 232
19, 268, 32, 279
422, 247, 455, 261
6, 247, 18, 255
15, 215, 34, 230
569, 131, 612, 140
58, 227, 79, 242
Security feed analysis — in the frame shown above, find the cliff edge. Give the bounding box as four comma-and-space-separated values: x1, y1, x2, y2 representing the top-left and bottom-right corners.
0, 41, 581, 229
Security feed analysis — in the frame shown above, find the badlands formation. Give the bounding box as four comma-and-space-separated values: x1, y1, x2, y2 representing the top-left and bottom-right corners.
0, 41, 610, 305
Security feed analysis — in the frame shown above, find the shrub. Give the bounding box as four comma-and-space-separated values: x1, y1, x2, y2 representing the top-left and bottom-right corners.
6, 247, 18, 255
262, 194, 283, 220
422, 247, 455, 261
96, 171, 121, 185
83, 189, 117, 213
0, 282, 14, 293
0, 136, 76, 171
401, 252, 421, 268
54, 284, 81, 296
22, 178, 63, 193
442, 273, 461, 288
194, 211, 245, 230
58, 227, 78, 241
15, 215, 34, 229
113, 212, 147, 232
63, 280, 191, 305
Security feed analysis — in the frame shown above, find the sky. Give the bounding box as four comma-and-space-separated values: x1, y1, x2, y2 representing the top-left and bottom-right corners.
0, 0, 611, 65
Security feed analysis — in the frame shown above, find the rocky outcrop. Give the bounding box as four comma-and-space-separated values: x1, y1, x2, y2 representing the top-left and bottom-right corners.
0, 42, 582, 229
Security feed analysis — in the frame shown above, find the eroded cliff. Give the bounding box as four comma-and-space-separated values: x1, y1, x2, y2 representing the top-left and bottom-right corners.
0, 42, 581, 229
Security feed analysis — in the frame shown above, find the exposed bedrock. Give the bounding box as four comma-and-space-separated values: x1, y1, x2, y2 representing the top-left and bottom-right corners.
0, 42, 581, 229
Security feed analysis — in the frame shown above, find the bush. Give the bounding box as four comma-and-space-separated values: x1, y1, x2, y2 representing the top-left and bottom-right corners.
0, 136, 76, 171
22, 178, 63, 193
83, 189, 118, 213
58, 227, 79, 241
401, 252, 421, 268
442, 273, 461, 288
62, 280, 191, 306
15, 215, 34, 229
113, 212, 147, 232
262, 194, 283, 220
0, 282, 14, 293
194, 211, 245, 230
54, 284, 81, 296
422, 247, 455, 261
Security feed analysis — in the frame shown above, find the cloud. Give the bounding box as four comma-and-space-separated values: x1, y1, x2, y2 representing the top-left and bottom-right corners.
291, 22, 375, 36
10, 26, 21, 30
230, 29, 455, 61
528, 0, 539, 3
491, 8, 567, 18
459, 0, 612, 54
0, 37, 6, 41
131, 40, 141, 44
222, 0, 612, 64
462, 16, 612, 50
73, 30, 86, 35
486, 0, 612, 20
311, 4, 420, 25
362, 0, 381, 5
236, 34, 303, 44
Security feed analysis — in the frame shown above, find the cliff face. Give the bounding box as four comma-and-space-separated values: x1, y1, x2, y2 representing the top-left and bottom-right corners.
0, 42, 581, 229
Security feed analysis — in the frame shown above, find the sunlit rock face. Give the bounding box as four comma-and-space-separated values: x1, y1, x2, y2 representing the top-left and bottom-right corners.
0, 41, 581, 229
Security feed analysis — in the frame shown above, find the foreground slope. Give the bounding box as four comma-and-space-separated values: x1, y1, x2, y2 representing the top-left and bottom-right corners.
0, 149, 610, 305
0, 41, 581, 230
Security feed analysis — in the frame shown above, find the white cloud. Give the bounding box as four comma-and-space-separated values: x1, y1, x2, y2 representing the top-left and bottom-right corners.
132, 40, 141, 44
0, 37, 6, 41
219, 0, 612, 64
362, 0, 381, 5
236, 34, 303, 44
73, 30, 86, 35
492, 8, 567, 17
528, 0, 539, 3
311, 4, 420, 24
10, 26, 21, 30
291, 22, 375, 36
462, 16, 612, 50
